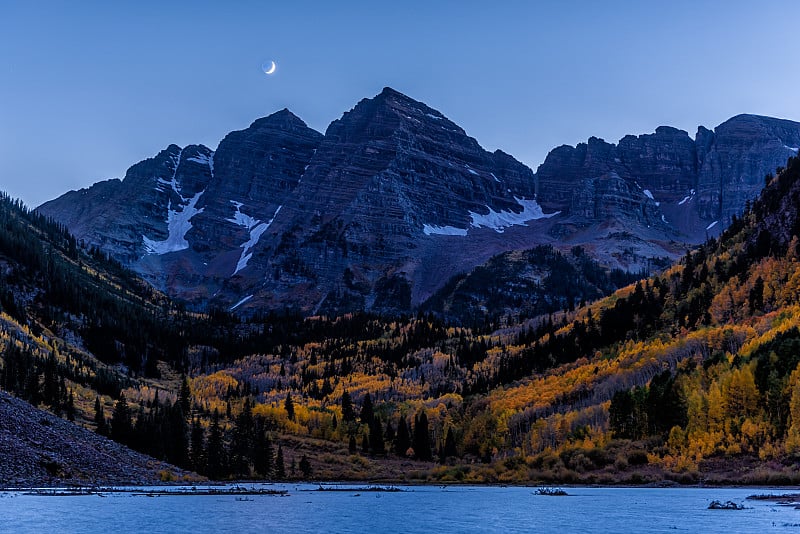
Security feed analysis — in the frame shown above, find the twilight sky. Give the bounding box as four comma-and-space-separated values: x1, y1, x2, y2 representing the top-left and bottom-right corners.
2, 1, 799, 208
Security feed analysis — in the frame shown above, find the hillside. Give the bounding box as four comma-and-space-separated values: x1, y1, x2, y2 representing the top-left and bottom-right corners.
5, 148, 800, 485
171, 152, 800, 484
0, 391, 190, 486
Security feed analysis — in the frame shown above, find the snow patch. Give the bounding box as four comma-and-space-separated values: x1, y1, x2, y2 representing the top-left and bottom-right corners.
490, 172, 500, 183
143, 190, 205, 255
784, 145, 799, 153
187, 152, 213, 166
469, 197, 559, 233
229, 204, 282, 276
678, 195, 691, 205
229, 295, 253, 311
643, 189, 654, 200
423, 224, 468, 237
465, 165, 479, 176
426, 113, 443, 120
706, 220, 718, 230
661, 215, 668, 224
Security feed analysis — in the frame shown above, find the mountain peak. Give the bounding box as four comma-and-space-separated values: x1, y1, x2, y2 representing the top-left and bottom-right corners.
249, 108, 314, 133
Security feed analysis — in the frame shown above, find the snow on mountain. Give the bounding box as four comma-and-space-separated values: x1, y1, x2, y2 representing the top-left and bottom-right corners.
469, 197, 559, 233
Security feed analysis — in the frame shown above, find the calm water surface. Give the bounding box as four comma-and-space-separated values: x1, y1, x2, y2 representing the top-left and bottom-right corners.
1, 484, 799, 533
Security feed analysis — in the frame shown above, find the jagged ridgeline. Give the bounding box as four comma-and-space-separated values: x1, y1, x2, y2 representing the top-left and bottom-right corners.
38, 87, 800, 318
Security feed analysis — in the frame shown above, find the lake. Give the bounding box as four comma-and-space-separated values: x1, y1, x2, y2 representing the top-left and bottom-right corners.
1, 484, 799, 533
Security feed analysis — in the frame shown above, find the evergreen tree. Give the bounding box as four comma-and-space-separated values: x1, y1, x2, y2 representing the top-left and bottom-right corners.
369, 416, 385, 455
179, 375, 191, 416
252, 418, 273, 478
284, 392, 295, 422
348, 434, 357, 454
443, 427, 457, 459
94, 396, 109, 436
395, 416, 410, 456
230, 399, 254, 476
65, 389, 75, 421
190, 416, 205, 473
361, 432, 370, 454
275, 445, 286, 479
206, 409, 226, 480
110, 393, 132, 444
412, 411, 432, 461
167, 402, 189, 468
341, 390, 355, 422
360, 393, 374, 425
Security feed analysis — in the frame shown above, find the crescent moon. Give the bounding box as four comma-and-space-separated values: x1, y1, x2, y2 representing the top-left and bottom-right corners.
263, 61, 276, 75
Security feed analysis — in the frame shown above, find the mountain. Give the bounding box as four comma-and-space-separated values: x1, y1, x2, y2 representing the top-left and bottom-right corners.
187, 151, 800, 484
38, 89, 800, 317
420, 244, 646, 327
7, 146, 800, 485
537, 115, 800, 237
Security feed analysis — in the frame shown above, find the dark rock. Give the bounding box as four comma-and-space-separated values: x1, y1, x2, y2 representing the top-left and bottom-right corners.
0, 391, 189, 486
708, 500, 745, 510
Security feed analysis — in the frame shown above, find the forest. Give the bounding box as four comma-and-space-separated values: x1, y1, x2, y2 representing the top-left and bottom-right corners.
3, 152, 800, 483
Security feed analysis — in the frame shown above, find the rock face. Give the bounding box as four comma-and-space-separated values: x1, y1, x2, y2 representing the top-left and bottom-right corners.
537, 115, 800, 237
0, 391, 187, 485
38, 88, 800, 317
252, 88, 544, 315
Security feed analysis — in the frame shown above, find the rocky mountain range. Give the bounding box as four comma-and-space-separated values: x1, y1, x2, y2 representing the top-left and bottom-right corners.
38, 88, 800, 316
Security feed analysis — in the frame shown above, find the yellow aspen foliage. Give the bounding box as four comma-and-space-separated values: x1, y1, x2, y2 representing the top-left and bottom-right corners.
706, 385, 725, 433
722, 366, 759, 420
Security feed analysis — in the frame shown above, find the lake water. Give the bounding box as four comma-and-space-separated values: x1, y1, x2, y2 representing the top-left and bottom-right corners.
1, 484, 799, 533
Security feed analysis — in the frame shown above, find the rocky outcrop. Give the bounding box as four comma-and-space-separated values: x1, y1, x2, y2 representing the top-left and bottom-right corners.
536, 114, 800, 238
0, 391, 188, 486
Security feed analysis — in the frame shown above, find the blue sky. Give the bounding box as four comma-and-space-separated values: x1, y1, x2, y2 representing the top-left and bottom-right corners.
2, 1, 799, 208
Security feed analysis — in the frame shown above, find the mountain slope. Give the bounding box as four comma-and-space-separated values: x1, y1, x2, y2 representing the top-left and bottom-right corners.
0, 391, 187, 485
37, 90, 800, 317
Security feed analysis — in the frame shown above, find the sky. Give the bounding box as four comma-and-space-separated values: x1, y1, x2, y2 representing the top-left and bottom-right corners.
2, 0, 799, 208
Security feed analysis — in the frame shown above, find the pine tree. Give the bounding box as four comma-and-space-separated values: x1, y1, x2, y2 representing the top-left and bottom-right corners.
167, 402, 189, 468
231, 399, 254, 476
253, 419, 273, 478
190, 416, 205, 473
395, 416, 410, 456
206, 409, 225, 480
275, 445, 286, 479
413, 411, 432, 461
179, 375, 191, 416
341, 390, 355, 422
369, 416, 385, 455
443, 427, 457, 459
360, 393, 374, 426
284, 392, 295, 422
94, 396, 109, 436
65, 390, 75, 421
110, 393, 132, 445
